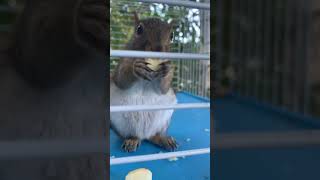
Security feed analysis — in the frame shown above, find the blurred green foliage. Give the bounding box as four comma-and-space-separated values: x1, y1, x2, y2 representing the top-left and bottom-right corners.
110, 1, 209, 94
0, 0, 16, 25
110, 0, 203, 52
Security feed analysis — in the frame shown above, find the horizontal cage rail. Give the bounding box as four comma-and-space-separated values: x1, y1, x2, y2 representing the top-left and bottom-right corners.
110, 147, 210, 165
137, 0, 210, 10
110, 103, 210, 112
0, 139, 106, 160
214, 130, 320, 149
110, 50, 210, 60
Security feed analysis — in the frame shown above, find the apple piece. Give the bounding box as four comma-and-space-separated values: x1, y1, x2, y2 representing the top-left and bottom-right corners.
146, 58, 162, 71
125, 168, 152, 180
145, 58, 169, 71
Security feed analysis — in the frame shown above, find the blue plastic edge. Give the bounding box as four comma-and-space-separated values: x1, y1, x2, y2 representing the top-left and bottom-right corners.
219, 92, 320, 128
180, 91, 211, 102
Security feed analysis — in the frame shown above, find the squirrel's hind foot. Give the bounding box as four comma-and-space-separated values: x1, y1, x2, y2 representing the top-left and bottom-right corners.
122, 137, 141, 152
149, 134, 178, 151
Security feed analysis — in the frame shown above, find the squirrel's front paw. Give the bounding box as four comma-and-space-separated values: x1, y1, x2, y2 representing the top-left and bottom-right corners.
122, 138, 141, 152
155, 61, 172, 79
133, 59, 155, 81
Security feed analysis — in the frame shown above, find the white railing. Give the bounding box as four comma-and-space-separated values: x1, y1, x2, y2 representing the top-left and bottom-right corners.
137, 0, 210, 10
110, 148, 210, 165
110, 103, 210, 112
215, 130, 320, 149
0, 139, 106, 160
110, 50, 210, 60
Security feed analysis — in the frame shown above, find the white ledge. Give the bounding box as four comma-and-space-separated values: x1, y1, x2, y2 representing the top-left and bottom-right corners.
110, 50, 210, 60
110, 103, 210, 112
110, 148, 210, 165
137, 0, 210, 10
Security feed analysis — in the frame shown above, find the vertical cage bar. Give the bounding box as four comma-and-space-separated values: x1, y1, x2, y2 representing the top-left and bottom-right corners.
252, 0, 258, 99
282, 0, 293, 110
303, 0, 312, 114
201, 60, 206, 97
236, 0, 243, 94
192, 57, 195, 95
277, 0, 285, 106
244, 0, 252, 97
192, 59, 195, 95
272, 0, 282, 105
293, 0, 304, 112
263, 0, 272, 102
238, 0, 246, 96
216, 0, 223, 97
255, 0, 263, 100
196, 61, 199, 96
228, 0, 236, 92
189, 58, 192, 93
179, 61, 182, 92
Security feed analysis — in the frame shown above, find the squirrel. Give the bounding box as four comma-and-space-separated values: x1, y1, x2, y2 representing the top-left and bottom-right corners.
110, 12, 178, 152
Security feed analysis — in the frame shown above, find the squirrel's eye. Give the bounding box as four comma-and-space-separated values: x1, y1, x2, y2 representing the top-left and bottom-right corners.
170, 32, 174, 41
136, 25, 143, 35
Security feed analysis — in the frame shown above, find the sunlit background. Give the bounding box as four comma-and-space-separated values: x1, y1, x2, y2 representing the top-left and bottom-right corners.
110, 0, 210, 98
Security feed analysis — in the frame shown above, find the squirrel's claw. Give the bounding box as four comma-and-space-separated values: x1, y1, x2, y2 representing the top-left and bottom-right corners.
155, 62, 171, 78
149, 134, 178, 151
161, 136, 178, 151
121, 138, 141, 152
133, 60, 155, 81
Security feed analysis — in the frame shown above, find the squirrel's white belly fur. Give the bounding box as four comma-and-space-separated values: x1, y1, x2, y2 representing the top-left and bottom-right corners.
110, 80, 177, 140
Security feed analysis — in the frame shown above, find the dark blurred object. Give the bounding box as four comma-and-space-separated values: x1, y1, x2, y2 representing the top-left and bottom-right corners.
214, 0, 320, 180
0, 0, 107, 179
215, 0, 320, 116
11, 0, 107, 89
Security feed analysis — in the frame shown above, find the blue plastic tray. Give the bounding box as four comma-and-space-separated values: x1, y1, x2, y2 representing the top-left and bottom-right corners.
110, 92, 210, 180
214, 95, 320, 180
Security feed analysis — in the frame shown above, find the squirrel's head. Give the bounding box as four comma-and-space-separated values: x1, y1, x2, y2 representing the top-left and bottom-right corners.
131, 12, 177, 52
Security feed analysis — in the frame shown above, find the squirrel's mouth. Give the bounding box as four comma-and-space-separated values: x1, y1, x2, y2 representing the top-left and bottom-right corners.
75, 0, 107, 53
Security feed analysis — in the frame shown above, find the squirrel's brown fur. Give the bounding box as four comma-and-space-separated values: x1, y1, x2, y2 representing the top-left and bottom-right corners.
110, 12, 178, 152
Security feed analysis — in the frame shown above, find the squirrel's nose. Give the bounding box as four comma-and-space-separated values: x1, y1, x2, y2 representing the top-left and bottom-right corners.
152, 45, 163, 52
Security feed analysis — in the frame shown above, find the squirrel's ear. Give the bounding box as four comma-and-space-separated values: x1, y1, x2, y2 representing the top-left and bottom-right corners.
169, 19, 178, 29
133, 11, 140, 25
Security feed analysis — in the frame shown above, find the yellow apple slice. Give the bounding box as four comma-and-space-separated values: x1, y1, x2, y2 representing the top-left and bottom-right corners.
125, 168, 152, 180
146, 58, 169, 71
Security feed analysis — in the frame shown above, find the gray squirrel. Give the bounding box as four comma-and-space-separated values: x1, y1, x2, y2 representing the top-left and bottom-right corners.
110, 12, 178, 152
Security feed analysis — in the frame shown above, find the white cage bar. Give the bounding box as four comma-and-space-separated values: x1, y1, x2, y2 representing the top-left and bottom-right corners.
215, 130, 320, 149
1, 130, 320, 160
110, 103, 210, 112
0, 139, 106, 160
137, 0, 210, 10
110, 148, 210, 165
110, 50, 210, 60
